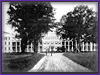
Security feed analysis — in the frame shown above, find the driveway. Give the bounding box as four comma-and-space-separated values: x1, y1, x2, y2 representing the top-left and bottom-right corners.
28, 53, 92, 72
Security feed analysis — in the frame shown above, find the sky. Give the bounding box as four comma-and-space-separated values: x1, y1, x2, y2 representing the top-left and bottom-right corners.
2, 2, 98, 34
51, 2, 98, 22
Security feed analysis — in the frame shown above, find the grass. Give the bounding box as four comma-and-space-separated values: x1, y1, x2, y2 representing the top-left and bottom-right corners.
2, 52, 44, 72
63, 51, 98, 72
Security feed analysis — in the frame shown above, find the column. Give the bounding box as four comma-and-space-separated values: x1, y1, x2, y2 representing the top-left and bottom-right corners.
93, 43, 96, 51
6, 39, 8, 53
50, 45, 51, 52
82, 42, 85, 52
90, 42, 93, 51
11, 41, 13, 53
68, 41, 70, 52
19, 41, 21, 52
27, 45, 29, 52
71, 41, 73, 52
76, 41, 78, 51
86, 43, 88, 51
38, 43, 40, 53
31, 43, 33, 52
65, 40, 66, 52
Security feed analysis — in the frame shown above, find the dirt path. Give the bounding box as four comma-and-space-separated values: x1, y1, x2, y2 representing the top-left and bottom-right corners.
28, 53, 92, 72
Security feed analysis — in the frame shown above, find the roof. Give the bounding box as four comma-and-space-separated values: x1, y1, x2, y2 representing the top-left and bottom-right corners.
2, 31, 15, 36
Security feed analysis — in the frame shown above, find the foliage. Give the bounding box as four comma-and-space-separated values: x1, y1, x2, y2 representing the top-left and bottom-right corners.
56, 5, 98, 43
7, 2, 55, 53
56, 5, 98, 52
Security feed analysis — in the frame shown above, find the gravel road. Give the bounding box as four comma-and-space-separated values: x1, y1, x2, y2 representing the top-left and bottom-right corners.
28, 53, 92, 72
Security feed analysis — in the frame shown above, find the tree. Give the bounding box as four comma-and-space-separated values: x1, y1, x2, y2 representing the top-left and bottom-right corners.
56, 5, 98, 52
7, 2, 55, 53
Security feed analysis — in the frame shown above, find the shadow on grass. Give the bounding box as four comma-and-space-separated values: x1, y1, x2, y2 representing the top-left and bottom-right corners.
63, 51, 98, 72
2, 53, 44, 72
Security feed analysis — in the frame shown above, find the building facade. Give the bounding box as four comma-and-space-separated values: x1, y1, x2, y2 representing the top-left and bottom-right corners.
2, 31, 62, 53
41, 31, 62, 52
2, 31, 98, 53
2, 31, 21, 53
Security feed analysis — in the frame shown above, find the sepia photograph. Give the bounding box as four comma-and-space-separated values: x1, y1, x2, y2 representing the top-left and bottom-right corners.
1, 1, 99, 73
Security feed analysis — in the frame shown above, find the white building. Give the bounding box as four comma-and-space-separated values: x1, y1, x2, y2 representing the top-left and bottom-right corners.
41, 31, 62, 52
2, 31, 21, 53
2, 30, 98, 53
2, 30, 63, 53
2, 31, 35, 53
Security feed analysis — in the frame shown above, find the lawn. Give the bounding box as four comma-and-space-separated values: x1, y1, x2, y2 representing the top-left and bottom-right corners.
63, 51, 98, 72
2, 52, 44, 72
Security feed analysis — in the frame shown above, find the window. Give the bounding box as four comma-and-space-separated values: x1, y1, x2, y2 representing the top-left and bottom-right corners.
51, 42, 54, 44
6, 37, 7, 40
17, 47, 20, 51
9, 42, 10, 45
5, 47, 6, 50
55, 42, 57, 44
59, 42, 61, 44
44, 42, 46, 44
40, 46, 42, 49
40, 42, 42, 44
9, 47, 10, 50
66, 42, 68, 45
12, 42, 16, 46
13, 47, 16, 51
9, 37, 10, 40
17, 42, 20, 46
5, 42, 6, 45
62, 42, 64, 45
29, 46, 31, 48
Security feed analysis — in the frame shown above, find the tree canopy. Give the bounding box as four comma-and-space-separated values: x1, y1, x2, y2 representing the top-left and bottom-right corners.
56, 5, 98, 43
7, 2, 55, 53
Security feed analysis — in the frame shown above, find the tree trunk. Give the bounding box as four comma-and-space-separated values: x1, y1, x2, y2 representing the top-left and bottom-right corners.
73, 39, 76, 52
73, 38, 81, 53
33, 41, 38, 53
21, 38, 28, 53
77, 39, 81, 52
21, 43, 26, 53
